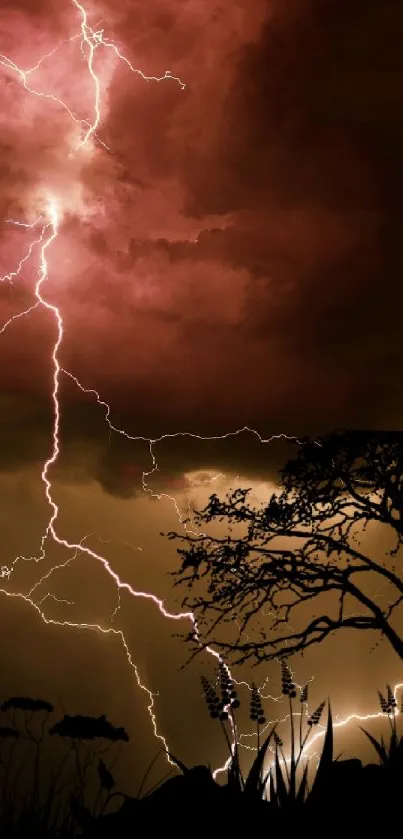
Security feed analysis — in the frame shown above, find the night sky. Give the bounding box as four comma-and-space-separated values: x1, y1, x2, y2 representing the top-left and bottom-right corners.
0, 0, 402, 793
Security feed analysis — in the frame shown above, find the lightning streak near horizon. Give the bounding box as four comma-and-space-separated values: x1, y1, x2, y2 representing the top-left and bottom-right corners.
0, 0, 399, 785
238, 671, 403, 778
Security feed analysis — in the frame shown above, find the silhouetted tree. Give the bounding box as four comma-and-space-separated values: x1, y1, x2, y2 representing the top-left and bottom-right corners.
166, 430, 403, 665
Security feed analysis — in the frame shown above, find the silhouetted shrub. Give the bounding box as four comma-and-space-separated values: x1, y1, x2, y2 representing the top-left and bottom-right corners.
1, 697, 54, 713
49, 714, 129, 742
0, 696, 130, 839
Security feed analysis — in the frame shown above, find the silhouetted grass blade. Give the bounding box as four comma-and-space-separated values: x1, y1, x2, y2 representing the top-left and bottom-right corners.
244, 725, 277, 800
274, 748, 289, 808
269, 769, 277, 806
296, 762, 309, 805
360, 727, 388, 765
307, 702, 333, 803
227, 748, 244, 793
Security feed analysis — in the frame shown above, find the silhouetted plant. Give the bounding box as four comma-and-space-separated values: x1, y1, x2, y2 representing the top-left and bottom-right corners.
249, 682, 266, 752
4, 680, 403, 835
201, 667, 244, 791
242, 728, 277, 802
49, 713, 129, 742
360, 683, 403, 770
0, 696, 130, 838
199, 661, 336, 809
201, 662, 291, 798
0, 693, 57, 829
268, 689, 333, 811
98, 758, 115, 792
1, 697, 54, 714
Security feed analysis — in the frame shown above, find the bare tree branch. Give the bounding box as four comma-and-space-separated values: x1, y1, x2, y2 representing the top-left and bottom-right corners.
164, 430, 403, 666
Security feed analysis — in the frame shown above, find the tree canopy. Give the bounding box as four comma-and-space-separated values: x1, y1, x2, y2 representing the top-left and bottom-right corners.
165, 430, 403, 665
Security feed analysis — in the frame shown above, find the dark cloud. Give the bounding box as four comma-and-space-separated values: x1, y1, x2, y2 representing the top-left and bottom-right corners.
1, 0, 403, 470
0, 378, 298, 497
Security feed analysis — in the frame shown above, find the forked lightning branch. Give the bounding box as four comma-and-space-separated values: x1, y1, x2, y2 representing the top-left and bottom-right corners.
0, 0, 398, 777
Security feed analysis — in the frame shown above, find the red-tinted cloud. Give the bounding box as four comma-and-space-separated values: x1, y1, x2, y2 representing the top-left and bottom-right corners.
1, 0, 402, 442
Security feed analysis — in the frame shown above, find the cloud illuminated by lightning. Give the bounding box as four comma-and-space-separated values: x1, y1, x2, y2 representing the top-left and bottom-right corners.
0, 0, 399, 787
0, 0, 245, 776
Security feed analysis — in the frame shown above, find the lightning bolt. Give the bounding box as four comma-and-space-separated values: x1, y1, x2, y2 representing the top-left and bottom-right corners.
298, 683, 403, 762
0, 0, 396, 788
237, 671, 403, 790
0, 0, 263, 779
